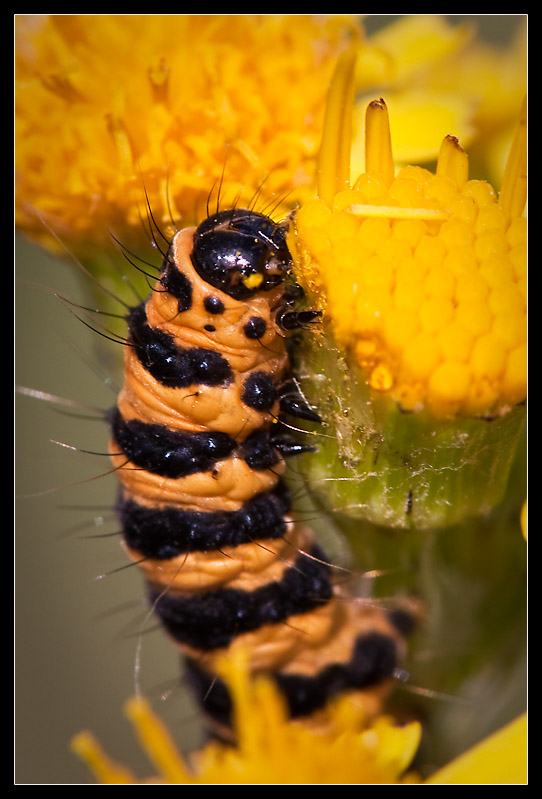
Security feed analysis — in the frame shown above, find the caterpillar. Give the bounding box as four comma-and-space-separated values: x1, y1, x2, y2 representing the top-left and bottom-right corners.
109, 205, 411, 736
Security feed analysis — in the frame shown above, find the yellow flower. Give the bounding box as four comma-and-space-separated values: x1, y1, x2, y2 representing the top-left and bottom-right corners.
286, 51, 526, 530
71, 651, 527, 785
351, 15, 527, 182
15, 14, 356, 255
520, 500, 527, 539
71, 649, 422, 784
15, 16, 525, 263
426, 712, 527, 785
291, 66, 526, 419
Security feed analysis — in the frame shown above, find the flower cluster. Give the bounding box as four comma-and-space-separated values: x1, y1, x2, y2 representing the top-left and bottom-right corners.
291, 98, 526, 419
15, 15, 525, 261
71, 650, 422, 784
70, 650, 526, 784
15, 15, 356, 255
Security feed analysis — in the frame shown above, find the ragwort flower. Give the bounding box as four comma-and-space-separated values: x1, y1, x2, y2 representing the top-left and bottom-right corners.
425, 712, 527, 785
351, 15, 527, 183
15, 14, 357, 258
288, 51, 526, 530
71, 650, 527, 784
71, 648, 422, 784
15, 15, 526, 265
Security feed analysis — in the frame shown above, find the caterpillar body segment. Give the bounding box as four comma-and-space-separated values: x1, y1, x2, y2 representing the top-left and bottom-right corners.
111, 208, 407, 733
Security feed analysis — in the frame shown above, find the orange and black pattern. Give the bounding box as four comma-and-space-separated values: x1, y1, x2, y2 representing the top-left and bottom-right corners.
110, 208, 408, 733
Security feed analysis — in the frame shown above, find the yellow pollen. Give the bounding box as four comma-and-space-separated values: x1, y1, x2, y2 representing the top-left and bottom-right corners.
243, 273, 264, 289
369, 363, 394, 392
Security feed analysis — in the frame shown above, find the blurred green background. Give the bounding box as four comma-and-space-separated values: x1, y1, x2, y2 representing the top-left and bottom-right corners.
15, 235, 205, 784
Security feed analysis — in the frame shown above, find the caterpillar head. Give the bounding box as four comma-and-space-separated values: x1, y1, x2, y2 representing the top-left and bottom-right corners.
190, 209, 292, 301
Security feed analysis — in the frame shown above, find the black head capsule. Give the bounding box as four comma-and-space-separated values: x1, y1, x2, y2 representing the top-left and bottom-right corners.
190, 209, 292, 300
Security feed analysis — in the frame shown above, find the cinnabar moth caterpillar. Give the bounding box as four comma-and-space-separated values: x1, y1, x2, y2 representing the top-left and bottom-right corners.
110, 207, 409, 735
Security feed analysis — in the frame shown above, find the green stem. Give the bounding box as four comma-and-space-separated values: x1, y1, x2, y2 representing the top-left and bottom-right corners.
293, 328, 526, 531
